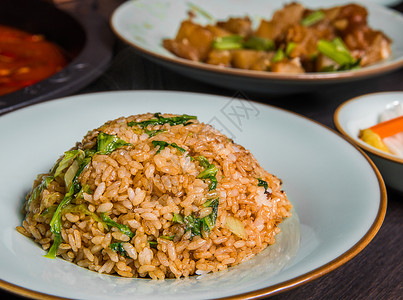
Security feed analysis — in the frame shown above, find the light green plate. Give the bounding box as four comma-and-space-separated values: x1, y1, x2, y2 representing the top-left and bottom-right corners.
0, 91, 386, 299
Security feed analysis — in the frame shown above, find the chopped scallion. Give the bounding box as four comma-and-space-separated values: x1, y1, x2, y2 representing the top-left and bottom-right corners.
243, 36, 275, 51
272, 49, 285, 62
285, 42, 297, 56
212, 35, 243, 50
317, 38, 357, 67
301, 10, 325, 26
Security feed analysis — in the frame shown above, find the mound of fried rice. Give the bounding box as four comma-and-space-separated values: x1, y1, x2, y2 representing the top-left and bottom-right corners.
17, 113, 292, 279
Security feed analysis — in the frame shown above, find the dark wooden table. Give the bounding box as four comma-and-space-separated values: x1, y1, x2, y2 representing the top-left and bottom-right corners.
2, 1, 402, 299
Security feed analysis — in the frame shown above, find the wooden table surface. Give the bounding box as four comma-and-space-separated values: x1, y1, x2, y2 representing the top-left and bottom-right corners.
1, 1, 402, 299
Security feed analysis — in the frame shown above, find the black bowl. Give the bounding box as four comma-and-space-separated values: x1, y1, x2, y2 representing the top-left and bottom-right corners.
0, 0, 114, 115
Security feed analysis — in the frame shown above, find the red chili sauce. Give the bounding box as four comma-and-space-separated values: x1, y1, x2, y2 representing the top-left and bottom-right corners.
0, 25, 68, 96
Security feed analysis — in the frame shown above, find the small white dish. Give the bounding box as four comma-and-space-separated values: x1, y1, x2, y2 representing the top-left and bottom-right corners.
110, 0, 403, 94
334, 91, 403, 192
0, 91, 386, 299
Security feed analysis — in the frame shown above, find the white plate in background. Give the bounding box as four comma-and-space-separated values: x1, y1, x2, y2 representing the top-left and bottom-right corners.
111, 0, 403, 94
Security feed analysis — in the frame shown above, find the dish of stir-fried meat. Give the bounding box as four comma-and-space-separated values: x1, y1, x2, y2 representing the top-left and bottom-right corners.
163, 2, 392, 73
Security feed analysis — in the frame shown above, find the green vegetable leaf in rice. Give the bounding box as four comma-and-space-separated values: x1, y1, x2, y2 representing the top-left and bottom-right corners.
197, 163, 218, 191
45, 185, 75, 259
202, 198, 219, 231
172, 213, 185, 224
128, 112, 197, 128
44, 232, 62, 259
195, 156, 210, 169
64, 160, 80, 190
100, 213, 134, 238
53, 150, 84, 178
97, 132, 131, 155
172, 198, 219, 237
148, 240, 158, 249
152, 140, 186, 154
257, 178, 268, 190
110, 242, 129, 256
44, 149, 95, 258
184, 214, 203, 237
65, 204, 106, 228
144, 128, 167, 137
75, 184, 91, 200
27, 175, 53, 207
40, 204, 57, 219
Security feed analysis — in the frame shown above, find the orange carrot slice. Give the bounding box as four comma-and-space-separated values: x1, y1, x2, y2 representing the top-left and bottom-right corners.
369, 115, 403, 139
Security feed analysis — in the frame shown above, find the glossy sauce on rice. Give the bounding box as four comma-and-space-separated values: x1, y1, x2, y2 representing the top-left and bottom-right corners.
17, 113, 292, 279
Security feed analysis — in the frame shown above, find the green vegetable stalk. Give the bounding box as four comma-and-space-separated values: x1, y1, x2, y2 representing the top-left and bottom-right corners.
43, 132, 131, 259
27, 176, 53, 207
172, 198, 219, 237
212, 35, 275, 52
301, 10, 325, 26
45, 151, 91, 259
44, 185, 74, 259
212, 35, 244, 50
196, 156, 218, 191
152, 140, 186, 154
243, 36, 275, 51
144, 128, 167, 137
53, 150, 84, 178
272, 49, 285, 62
100, 213, 134, 238
317, 37, 360, 70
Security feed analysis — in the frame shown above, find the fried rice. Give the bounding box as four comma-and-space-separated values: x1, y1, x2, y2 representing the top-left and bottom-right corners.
17, 113, 292, 279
